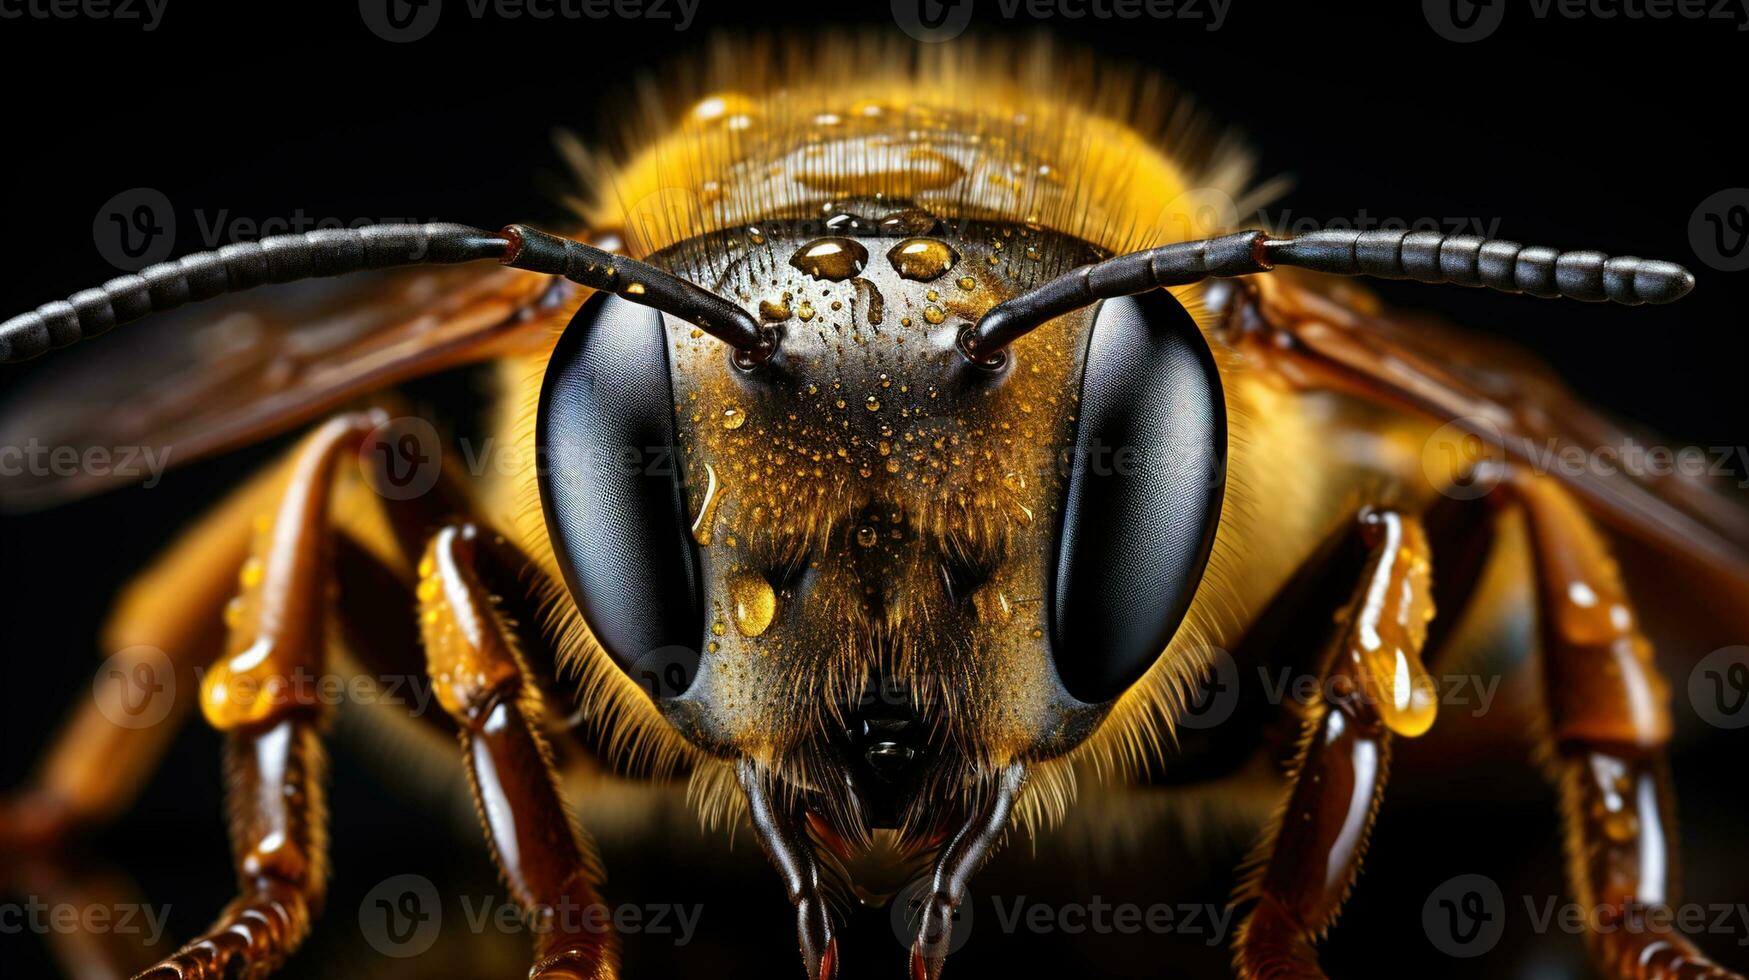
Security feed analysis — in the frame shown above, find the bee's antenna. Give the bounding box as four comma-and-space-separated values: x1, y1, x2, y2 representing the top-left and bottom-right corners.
958, 229, 1697, 365
499, 224, 773, 364
0, 222, 773, 365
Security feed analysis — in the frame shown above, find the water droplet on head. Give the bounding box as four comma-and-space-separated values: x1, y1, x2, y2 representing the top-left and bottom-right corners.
887, 238, 959, 282
727, 571, 777, 637
790, 238, 869, 282
878, 207, 938, 237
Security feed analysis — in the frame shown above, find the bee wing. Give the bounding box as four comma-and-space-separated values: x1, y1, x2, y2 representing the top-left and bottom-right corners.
1234, 273, 1749, 586
0, 262, 573, 510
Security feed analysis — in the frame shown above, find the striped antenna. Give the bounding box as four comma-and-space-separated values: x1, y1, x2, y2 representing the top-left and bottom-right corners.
0, 223, 772, 365
959, 229, 1695, 365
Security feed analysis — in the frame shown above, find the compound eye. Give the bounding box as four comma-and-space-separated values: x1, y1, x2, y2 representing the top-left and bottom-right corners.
537, 293, 702, 696
1049, 290, 1226, 704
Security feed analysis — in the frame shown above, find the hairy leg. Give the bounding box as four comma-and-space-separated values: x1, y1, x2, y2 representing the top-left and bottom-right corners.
419, 523, 617, 979
1499, 467, 1743, 980
1232, 508, 1437, 980
133, 412, 379, 979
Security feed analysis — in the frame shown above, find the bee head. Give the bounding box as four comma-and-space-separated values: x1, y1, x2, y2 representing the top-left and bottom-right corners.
537, 202, 1226, 835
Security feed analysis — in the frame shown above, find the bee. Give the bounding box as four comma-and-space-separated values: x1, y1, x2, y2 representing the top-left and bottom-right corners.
1, 39, 1746, 980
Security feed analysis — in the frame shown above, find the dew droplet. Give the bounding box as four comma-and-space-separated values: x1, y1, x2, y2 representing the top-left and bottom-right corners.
690, 463, 723, 547
878, 207, 937, 237
865, 395, 881, 411
855, 526, 878, 547
790, 238, 869, 281
922, 305, 946, 325
721, 407, 746, 430
887, 238, 959, 281
727, 571, 777, 637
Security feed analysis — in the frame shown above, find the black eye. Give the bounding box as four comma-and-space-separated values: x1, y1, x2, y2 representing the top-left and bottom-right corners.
537, 293, 702, 694
1049, 289, 1226, 704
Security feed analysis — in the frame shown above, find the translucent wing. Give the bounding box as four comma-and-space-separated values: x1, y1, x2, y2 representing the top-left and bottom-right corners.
1224, 272, 1749, 598
0, 262, 573, 510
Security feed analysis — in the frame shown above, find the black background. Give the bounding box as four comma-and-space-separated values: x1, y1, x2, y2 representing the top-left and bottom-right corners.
2, 1, 1748, 978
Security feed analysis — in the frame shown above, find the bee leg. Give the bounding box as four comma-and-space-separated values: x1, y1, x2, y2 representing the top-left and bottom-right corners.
132, 413, 388, 980
418, 523, 619, 980
0, 465, 280, 860
0, 397, 457, 862
1487, 466, 1744, 980
1232, 508, 1437, 980
738, 758, 838, 980
909, 761, 1027, 980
